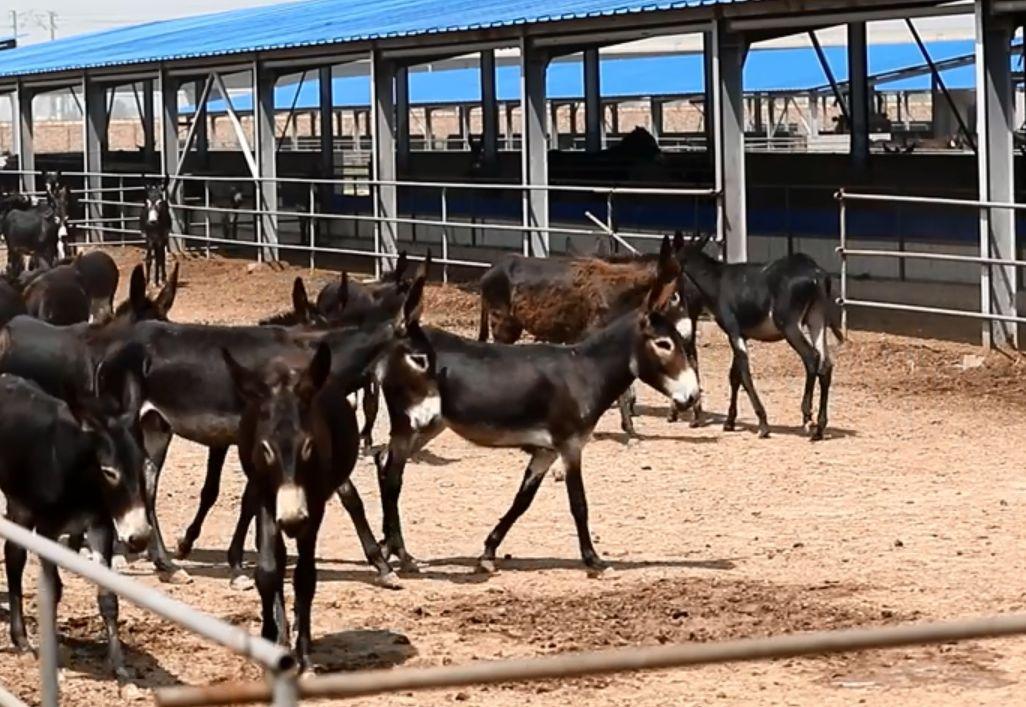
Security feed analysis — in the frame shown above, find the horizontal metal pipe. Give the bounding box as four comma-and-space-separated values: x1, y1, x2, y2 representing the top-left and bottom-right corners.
0, 683, 29, 707
843, 298, 1026, 325
157, 611, 1026, 707
838, 190, 1026, 212
0, 517, 292, 673
840, 247, 1026, 269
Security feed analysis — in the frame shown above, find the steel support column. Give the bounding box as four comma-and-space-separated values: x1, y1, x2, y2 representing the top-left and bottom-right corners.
318, 66, 334, 210
703, 32, 715, 154
141, 79, 156, 170
520, 38, 550, 257
583, 47, 602, 153
710, 22, 748, 262
847, 22, 870, 169
159, 69, 187, 248
253, 62, 279, 261
13, 84, 34, 192
83, 77, 106, 243
396, 65, 410, 173
650, 98, 663, 140
975, 2, 1018, 348
193, 79, 209, 169
481, 49, 499, 163
371, 50, 399, 276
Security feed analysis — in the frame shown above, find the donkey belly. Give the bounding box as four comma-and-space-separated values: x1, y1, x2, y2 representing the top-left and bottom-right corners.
744, 315, 785, 342
446, 419, 555, 450
141, 400, 240, 448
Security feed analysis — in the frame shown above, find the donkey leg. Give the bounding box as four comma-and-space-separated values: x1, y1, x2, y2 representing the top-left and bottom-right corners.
807, 305, 833, 441
723, 358, 742, 432
729, 336, 770, 438
254, 502, 288, 645
177, 445, 229, 559
87, 521, 129, 679
293, 505, 324, 671
479, 448, 558, 573
617, 386, 637, 439
228, 480, 258, 590
360, 381, 379, 451
144, 242, 153, 284
685, 327, 704, 427
560, 441, 606, 574
336, 480, 400, 588
140, 412, 189, 582
5, 504, 34, 652
375, 435, 419, 573
781, 323, 820, 432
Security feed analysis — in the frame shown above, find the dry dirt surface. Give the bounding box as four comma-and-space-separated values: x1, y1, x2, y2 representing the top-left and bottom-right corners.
2, 249, 1026, 706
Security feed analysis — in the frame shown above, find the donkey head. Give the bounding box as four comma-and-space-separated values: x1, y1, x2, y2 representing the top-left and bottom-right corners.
143, 180, 170, 227
223, 343, 333, 537
113, 263, 178, 323
73, 342, 153, 553
631, 236, 700, 410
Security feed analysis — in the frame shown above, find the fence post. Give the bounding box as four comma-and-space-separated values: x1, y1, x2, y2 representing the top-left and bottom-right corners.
837, 188, 848, 337
441, 187, 449, 283
204, 181, 211, 259
37, 560, 59, 707
119, 176, 126, 247
309, 182, 316, 272
254, 177, 263, 264
605, 191, 614, 253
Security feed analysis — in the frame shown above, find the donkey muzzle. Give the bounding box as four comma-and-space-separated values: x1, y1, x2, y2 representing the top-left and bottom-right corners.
276, 483, 309, 536
114, 507, 153, 554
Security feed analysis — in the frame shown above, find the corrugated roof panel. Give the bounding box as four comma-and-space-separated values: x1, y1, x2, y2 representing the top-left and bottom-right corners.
0, 0, 754, 78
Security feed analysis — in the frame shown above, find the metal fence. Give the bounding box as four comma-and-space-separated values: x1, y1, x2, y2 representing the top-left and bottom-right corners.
5, 168, 719, 282
0, 516, 298, 707
836, 188, 1026, 341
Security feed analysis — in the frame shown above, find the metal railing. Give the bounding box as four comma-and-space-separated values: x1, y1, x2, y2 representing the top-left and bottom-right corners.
155, 609, 1026, 706
836, 188, 1026, 338
0, 516, 298, 707
5, 168, 717, 282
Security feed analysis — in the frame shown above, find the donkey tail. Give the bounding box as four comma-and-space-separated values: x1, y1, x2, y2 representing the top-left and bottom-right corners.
821, 275, 844, 343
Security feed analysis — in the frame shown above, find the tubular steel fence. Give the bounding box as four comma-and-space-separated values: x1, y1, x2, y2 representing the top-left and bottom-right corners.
836, 188, 1026, 344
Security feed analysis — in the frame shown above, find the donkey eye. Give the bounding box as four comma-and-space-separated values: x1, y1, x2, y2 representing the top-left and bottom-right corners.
405, 353, 429, 372
670, 292, 681, 305
260, 440, 275, 465
300, 436, 314, 461
101, 465, 121, 485
652, 337, 674, 353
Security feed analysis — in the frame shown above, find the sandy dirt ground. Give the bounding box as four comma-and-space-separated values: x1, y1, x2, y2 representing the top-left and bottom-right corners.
1, 248, 1026, 706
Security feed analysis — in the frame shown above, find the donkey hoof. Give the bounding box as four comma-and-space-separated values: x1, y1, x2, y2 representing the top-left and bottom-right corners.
374, 571, 402, 590
689, 417, 703, 429
757, 427, 771, 439
809, 426, 825, 442
625, 436, 641, 448
586, 561, 611, 578
398, 556, 421, 574
160, 567, 193, 585
111, 554, 129, 572
477, 558, 497, 574
230, 573, 255, 591
723, 420, 736, 432
175, 538, 194, 560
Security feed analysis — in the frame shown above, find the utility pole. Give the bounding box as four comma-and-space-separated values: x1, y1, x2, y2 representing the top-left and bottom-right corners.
48, 11, 55, 40
9, 10, 17, 41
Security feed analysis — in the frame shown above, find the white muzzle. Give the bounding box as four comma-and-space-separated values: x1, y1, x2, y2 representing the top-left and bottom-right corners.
276, 484, 309, 528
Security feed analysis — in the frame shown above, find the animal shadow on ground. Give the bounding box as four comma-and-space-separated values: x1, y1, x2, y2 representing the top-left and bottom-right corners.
699, 411, 858, 440
593, 429, 719, 444
54, 633, 180, 689
308, 629, 416, 673
424, 555, 737, 573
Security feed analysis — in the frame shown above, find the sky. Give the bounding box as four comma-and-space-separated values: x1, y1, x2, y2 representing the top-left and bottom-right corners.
4, 0, 286, 44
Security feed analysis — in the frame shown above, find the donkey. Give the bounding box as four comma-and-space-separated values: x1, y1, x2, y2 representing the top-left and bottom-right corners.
679, 238, 842, 440
0, 277, 26, 328
130, 275, 432, 588
140, 180, 172, 286
67, 250, 120, 320
1, 200, 59, 276
374, 237, 698, 574
0, 343, 152, 679
20, 263, 90, 325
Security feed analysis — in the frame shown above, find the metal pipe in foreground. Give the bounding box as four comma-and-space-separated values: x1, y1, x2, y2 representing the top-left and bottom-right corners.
156, 612, 1026, 707
0, 518, 293, 674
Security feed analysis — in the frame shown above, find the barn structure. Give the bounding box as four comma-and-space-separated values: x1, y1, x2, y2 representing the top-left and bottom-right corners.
0, 0, 1022, 347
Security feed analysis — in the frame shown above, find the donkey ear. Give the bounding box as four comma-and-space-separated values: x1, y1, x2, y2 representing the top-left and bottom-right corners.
672, 230, 685, 252
155, 262, 179, 316
292, 277, 311, 321
647, 236, 680, 312
221, 348, 265, 402
414, 250, 431, 280
129, 264, 147, 312
392, 251, 409, 283
403, 275, 426, 325
335, 272, 349, 314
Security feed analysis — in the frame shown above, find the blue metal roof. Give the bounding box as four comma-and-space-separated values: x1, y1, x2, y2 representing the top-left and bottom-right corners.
194, 40, 987, 114
0, 0, 749, 79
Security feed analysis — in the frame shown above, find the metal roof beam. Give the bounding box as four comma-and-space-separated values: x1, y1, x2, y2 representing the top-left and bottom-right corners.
728, 2, 972, 32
